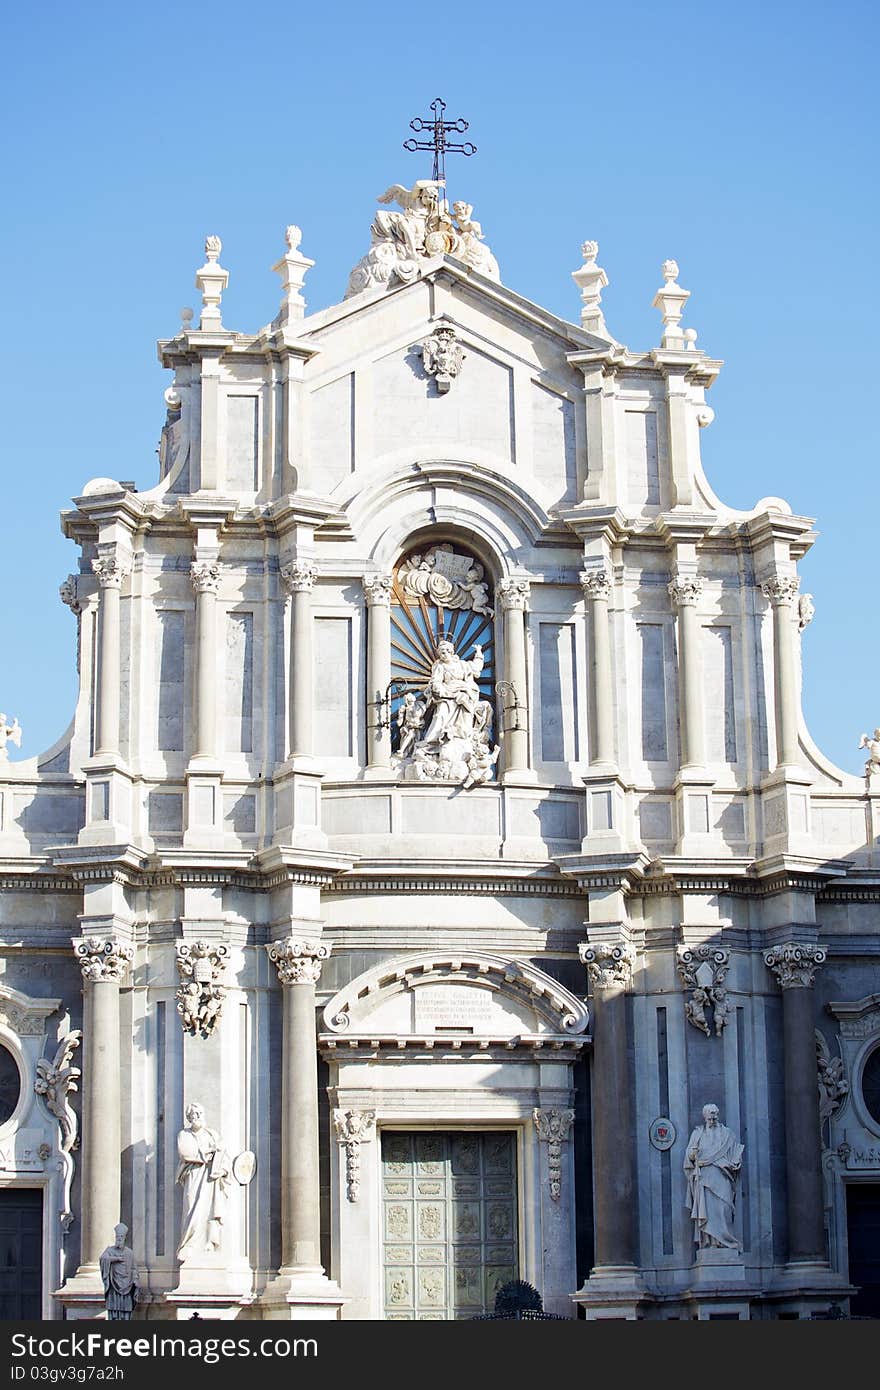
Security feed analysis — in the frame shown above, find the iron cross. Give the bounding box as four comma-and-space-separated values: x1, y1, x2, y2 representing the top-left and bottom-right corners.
403, 98, 476, 184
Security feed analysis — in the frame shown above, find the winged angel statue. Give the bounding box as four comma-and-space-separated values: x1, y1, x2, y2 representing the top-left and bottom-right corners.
346, 182, 499, 297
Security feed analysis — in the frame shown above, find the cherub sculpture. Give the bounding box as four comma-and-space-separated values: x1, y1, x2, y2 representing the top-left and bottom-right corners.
859, 729, 880, 779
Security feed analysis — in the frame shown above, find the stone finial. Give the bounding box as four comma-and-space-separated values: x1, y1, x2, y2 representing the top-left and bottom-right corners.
572, 239, 609, 336
195, 235, 229, 329
180, 307, 194, 334
0, 715, 22, 760
652, 258, 691, 349
764, 942, 827, 989
272, 224, 315, 328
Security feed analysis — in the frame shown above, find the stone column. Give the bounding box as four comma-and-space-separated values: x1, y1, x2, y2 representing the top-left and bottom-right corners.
578, 940, 637, 1271
281, 561, 317, 760
363, 574, 392, 775
580, 568, 614, 768
72, 936, 133, 1272
266, 939, 330, 1277
764, 942, 828, 1264
498, 577, 531, 776
91, 553, 129, 757
191, 559, 220, 760
668, 574, 705, 771
761, 577, 801, 769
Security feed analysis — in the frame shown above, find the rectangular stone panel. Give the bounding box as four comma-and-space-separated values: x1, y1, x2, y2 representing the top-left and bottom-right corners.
310, 373, 354, 490
315, 617, 353, 756
538, 622, 580, 762
625, 408, 660, 507
156, 610, 185, 752
639, 623, 669, 761
225, 612, 254, 754
226, 395, 259, 491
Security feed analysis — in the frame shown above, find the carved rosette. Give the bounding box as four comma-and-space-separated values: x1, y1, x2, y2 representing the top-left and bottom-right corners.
668, 575, 703, 608
72, 936, 134, 983
498, 577, 531, 612
333, 1109, 377, 1202
267, 939, 331, 986
676, 946, 732, 1038
578, 940, 636, 991
362, 573, 393, 608
280, 560, 318, 594
762, 576, 800, 607
190, 559, 220, 595
764, 942, 827, 989
580, 568, 611, 602
34, 1032, 82, 1155
175, 940, 230, 1038
91, 554, 130, 589
533, 1108, 575, 1201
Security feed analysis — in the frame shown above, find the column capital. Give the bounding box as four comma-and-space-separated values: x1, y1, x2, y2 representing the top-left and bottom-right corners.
281, 560, 318, 594
764, 941, 827, 989
668, 574, 703, 607
91, 553, 130, 589
761, 575, 800, 607
362, 573, 393, 608
578, 939, 636, 991
498, 576, 531, 611
72, 935, 133, 982
190, 559, 220, 595
267, 938, 331, 985
533, 1107, 575, 1202
579, 567, 611, 601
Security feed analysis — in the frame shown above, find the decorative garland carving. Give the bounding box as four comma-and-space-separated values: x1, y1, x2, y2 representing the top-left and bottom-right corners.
676, 946, 732, 1037
333, 1109, 376, 1201
533, 1107, 574, 1201
175, 940, 230, 1038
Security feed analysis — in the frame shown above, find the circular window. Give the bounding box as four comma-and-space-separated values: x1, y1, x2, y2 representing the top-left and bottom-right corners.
862, 1046, 880, 1128
0, 1045, 21, 1126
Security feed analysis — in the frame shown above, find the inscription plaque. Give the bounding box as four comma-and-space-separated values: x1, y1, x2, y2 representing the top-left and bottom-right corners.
414, 985, 496, 1033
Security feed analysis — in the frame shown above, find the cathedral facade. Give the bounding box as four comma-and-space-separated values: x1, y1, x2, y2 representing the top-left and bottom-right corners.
1, 179, 878, 1320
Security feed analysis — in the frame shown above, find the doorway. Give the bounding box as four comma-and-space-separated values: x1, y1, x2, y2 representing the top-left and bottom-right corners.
382, 1131, 518, 1319
0, 1188, 42, 1319
847, 1183, 880, 1318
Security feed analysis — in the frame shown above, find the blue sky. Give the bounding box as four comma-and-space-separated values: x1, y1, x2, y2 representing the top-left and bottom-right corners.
2, 0, 877, 774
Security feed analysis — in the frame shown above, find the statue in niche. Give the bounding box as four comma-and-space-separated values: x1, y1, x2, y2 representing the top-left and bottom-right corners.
405, 639, 499, 788
176, 1101, 233, 1257
99, 1223, 139, 1320
397, 545, 493, 617
683, 1103, 744, 1251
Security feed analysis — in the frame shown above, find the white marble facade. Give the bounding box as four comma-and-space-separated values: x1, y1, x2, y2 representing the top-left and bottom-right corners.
0, 197, 878, 1320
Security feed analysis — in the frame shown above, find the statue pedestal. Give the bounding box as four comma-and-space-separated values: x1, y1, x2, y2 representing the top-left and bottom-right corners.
570, 1265, 646, 1320
55, 1267, 109, 1320
690, 1246, 747, 1284
164, 1257, 254, 1319
260, 1267, 347, 1320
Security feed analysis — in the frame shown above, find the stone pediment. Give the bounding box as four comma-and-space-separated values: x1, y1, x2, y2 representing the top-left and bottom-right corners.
320, 951, 589, 1049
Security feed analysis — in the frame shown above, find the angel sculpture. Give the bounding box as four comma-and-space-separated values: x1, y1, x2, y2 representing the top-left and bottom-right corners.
859, 729, 880, 779
372, 181, 445, 260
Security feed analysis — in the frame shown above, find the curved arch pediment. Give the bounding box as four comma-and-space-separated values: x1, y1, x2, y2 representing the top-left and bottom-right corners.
320, 951, 589, 1044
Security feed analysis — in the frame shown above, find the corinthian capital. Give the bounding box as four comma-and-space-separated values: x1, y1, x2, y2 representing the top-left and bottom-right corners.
362, 573, 393, 608
267, 938, 331, 986
578, 939, 636, 991
761, 575, 800, 607
91, 553, 130, 589
281, 560, 318, 594
764, 942, 827, 989
580, 568, 611, 602
498, 577, 530, 611
668, 574, 703, 608
72, 936, 134, 982
190, 559, 220, 595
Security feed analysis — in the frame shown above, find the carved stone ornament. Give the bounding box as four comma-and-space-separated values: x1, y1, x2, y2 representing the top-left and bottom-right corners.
34, 1033, 81, 1155
533, 1107, 574, 1202
280, 560, 317, 594
498, 577, 531, 612
0, 715, 22, 760
190, 559, 220, 595
572, 240, 609, 336
762, 575, 800, 607
816, 1030, 848, 1136
676, 946, 732, 1038
362, 573, 393, 608
668, 575, 703, 607
580, 568, 611, 602
798, 593, 815, 631
333, 1109, 376, 1202
345, 183, 500, 299
175, 940, 230, 1038
73, 937, 134, 983
59, 575, 82, 614
579, 940, 636, 992
420, 323, 465, 393
858, 729, 880, 779
397, 544, 493, 617
764, 942, 827, 989
91, 553, 130, 589
267, 939, 331, 986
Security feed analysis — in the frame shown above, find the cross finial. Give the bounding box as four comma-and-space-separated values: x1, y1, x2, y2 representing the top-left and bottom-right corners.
403, 98, 476, 184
